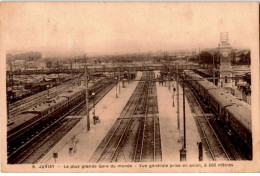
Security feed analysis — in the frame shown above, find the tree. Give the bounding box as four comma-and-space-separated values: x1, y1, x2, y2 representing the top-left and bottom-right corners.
46, 60, 52, 68
199, 51, 213, 65
230, 51, 236, 65
212, 52, 220, 67
245, 52, 251, 65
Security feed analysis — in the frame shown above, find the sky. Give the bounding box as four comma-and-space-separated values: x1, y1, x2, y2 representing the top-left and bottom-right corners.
1, 2, 258, 57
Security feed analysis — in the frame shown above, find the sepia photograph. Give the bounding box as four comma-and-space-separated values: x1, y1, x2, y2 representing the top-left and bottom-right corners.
0, 2, 259, 173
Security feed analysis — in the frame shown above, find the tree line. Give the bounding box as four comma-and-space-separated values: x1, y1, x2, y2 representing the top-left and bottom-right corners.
189, 51, 250, 66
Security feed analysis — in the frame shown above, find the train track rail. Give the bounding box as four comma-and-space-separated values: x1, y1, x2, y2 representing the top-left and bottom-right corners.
209, 117, 246, 160
133, 80, 161, 162
90, 71, 162, 163
19, 81, 117, 164
8, 78, 116, 164
184, 82, 230, 161
8, 76, 104, 119
8, 76, 83, 111
16, 118, 81, 164
8, 86, 68, 118
91, 82, 146, 163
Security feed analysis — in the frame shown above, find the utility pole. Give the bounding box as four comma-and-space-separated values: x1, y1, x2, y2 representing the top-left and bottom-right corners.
198, 47, 201, 63
180, 72, 187, 161
213, 55, 215, 85
92, 92, 96, 118
47, 85, 50, 98
176, 63, 180, 130
10, 63, 13, 92
172, 91, 175, 107
85, 55, 90, 131
7, 86, 9, 118
182, 73, 186, 150
118, 67, 121, 94
115, 77, 118, 98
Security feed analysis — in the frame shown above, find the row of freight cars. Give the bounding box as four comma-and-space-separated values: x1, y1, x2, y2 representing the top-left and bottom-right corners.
7, 74, 83, 103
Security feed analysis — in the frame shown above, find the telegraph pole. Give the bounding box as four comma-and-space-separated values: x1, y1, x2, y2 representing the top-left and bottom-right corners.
199, 48, 201, 62
92, 92, 96, 118
10, 63, 13, 92
213, 55, 215, 85
7, 85, 9, 118
176, 63, 180, 130
180, 72, 187, 161
47, 85, 50, 99
85, 55, 90, 131
118, 67, 121, 94
182, 73, 186, 149
115, 77, 118, 98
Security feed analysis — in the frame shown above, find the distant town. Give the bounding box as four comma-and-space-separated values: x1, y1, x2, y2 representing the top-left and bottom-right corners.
6, 46, 251, 105
6, 48, 250, 72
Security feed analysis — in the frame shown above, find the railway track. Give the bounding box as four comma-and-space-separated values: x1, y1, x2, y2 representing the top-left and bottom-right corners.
8, 76, 104, 120
8, 75, 83, 111
90, 81, 146, 163
209, 117, 247, 160
184, 82, 230, 161
15, 118, 81, 164
90, 71, 162, 163
8, 78, 116, 164
8, 86, 71, 119
133, 80, 161, 162
19, 81, 116, 164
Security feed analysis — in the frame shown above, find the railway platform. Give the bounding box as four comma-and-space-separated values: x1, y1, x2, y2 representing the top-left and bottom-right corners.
39, 72, 142, 164
156, 76, 207, 162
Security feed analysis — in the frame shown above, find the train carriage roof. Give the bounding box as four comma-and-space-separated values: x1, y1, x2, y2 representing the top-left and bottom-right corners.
207, 88, 238, 107
58, 86, 85, 99
26, 96, 68, 113
184, 70, 203, 79
197, 79, 217, 90
196, 69, 212, 76
185, 70, 251, 132
7, 113, 39, 132
26, 86, 85, 113
239, 99, 252, 109
225, 104, 251, 132
208, 86, 250, 108
184, 70, 217, 90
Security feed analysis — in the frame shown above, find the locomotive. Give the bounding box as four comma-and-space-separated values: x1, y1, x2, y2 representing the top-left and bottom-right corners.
183, 70, 252, 158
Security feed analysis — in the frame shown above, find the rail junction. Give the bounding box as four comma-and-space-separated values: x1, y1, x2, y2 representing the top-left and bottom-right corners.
6, 62, 252, 163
